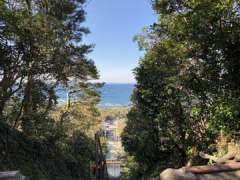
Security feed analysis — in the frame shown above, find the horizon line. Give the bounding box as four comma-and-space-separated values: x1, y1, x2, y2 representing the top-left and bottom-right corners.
90, 80, 136, 84
103, 82, 135, 84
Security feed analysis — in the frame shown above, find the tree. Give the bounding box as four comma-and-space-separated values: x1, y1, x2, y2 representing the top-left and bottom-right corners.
0, 1, 101, 179
122, 42, 194, 176
153, 0, 240, 138
0, 0, 98, 131
122, 0, 240, 178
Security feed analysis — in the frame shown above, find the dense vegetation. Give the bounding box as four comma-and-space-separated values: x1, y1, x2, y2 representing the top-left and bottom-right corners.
0, 0, 101, 179
122, 0, 240, 178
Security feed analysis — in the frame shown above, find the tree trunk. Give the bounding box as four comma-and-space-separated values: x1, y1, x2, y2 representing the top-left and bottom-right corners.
175, 97, 188, 166
0, 99, 6, 117
23, 75, 33, 115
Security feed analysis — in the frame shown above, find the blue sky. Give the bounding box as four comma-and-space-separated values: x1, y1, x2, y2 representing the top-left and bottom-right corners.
83, 0, 156, 83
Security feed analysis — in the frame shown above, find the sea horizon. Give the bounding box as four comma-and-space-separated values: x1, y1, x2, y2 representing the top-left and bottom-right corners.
57, 83, 135, 107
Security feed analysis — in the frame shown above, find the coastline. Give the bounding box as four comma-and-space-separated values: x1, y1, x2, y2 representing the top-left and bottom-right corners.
97, 104, 132, 109
57, 83, 134, 106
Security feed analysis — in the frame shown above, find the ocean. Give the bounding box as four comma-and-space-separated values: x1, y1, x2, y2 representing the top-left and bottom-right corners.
99, 83, 134, 107
57, 83, 135, 107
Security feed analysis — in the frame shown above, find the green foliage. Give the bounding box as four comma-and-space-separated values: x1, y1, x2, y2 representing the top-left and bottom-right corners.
209, 97, 240, 138
121, 155, 141, 179
0, 0, 101, 179
0, 0, 98, 122
100, 107, 129, 120
0, 121, 94, 180
122, 47, 193, 176
122, 0, 240, 178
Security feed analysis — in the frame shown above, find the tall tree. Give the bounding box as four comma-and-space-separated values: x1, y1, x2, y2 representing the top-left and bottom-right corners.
0, 1, 101, 179
122, 41, 193, 176
0, 0, 98, 130
122, 0, 240, 178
